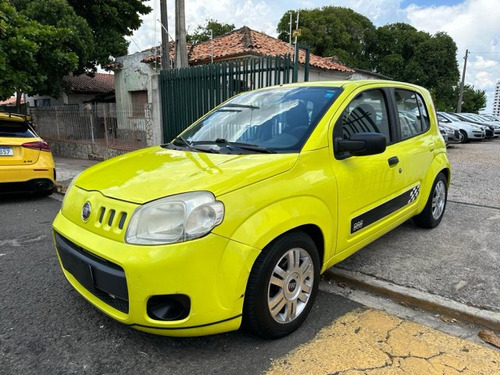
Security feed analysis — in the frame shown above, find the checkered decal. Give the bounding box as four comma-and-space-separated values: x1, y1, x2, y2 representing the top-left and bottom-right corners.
408, 185, 420, 204
351, 184, 423, 234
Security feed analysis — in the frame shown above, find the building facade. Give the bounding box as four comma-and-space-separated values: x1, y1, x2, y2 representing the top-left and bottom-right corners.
493, 81, 500, 116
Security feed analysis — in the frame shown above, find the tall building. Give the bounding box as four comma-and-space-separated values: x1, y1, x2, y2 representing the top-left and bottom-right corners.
493, 81, 500, 116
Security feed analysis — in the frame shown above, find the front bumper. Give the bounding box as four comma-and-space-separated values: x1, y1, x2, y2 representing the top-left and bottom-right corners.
52, 211, 260, 336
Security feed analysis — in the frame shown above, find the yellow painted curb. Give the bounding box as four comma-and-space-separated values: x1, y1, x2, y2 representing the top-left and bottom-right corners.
267, 309, 500, 374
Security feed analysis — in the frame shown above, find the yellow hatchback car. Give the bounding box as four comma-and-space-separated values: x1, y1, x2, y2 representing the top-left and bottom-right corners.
53, 80, 450, 338
0, 112, 55, 196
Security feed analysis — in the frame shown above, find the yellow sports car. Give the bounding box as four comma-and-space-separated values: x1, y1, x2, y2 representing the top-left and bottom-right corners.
0, 112, 55, 196
53, 80, 450, 338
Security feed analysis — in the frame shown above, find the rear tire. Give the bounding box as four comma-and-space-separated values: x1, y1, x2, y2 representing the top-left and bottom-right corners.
414, 172, 447, 228
243, 231, 320, 339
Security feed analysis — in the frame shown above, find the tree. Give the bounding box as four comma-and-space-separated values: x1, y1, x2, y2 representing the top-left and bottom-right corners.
456, 85, 486, 113
372, 24, 460, 110
66, 0, 151, 67
187, 19, 235, 44
276, 7, 376, 69
1, 0, 151, 107
12, 0, 152, 68
0, 0, 90, 102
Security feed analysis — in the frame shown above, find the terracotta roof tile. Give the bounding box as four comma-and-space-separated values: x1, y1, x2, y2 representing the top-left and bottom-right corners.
63, 73, 115, 94
140, 26, 353, 73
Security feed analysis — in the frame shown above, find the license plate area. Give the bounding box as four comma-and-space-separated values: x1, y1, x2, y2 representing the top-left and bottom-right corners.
54, 232, 129, 313
0, 146, 13, 156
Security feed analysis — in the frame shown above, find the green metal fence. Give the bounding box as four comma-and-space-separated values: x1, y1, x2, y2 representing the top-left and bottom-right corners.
159, 54, 296, 142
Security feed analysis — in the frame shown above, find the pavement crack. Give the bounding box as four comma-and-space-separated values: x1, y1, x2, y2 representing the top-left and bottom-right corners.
447, 199, 500, 211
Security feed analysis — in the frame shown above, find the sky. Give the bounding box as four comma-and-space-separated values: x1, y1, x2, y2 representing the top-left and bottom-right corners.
129, 0, 500, 112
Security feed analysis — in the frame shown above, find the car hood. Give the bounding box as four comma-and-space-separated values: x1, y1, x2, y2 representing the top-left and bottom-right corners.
75, 146, 298, 204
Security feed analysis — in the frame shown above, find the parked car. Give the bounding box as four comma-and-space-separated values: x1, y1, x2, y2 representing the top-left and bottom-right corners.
437, 112, 485, 142
453, 113, 496, 138
439, 125, 449, 145
0, 112, 55, 196
53, 80, 450, 338
472, 114, 500, 137
438, 123, 463, 144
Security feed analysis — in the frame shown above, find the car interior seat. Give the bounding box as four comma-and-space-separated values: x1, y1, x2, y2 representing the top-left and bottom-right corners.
342, 103, 379, 138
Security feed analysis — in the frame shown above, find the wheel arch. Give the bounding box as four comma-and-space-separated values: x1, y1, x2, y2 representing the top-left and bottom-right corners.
417, 154, 451, 215
226, 196, 334, 269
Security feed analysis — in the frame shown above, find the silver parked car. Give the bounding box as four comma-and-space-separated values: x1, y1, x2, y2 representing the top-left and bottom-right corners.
437, 112, 485, 142
453, 113, 497, 139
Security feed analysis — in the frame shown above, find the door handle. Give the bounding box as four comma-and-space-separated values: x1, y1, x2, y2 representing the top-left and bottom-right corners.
388, 156, 399, 166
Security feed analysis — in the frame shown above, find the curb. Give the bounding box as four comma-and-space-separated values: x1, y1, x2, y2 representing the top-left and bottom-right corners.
324, 268, 500, 331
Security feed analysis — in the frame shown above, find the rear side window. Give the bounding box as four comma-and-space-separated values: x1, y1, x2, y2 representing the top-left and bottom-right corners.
337, 89, 391, 143
0, 120, 36, 138
394, 89, 430, 140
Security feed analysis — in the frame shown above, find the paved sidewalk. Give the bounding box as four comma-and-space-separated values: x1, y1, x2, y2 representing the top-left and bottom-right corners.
267, 309, 500, 374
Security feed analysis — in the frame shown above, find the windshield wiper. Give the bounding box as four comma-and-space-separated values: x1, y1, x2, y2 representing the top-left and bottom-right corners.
214, 138, 275, 154
223, 103, 260, 109
165, 136, 218, 153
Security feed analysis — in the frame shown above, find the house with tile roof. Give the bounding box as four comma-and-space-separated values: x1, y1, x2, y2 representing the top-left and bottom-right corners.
26, 73, 115, 108
111, 26, 387, 144
138, 26, 354, 80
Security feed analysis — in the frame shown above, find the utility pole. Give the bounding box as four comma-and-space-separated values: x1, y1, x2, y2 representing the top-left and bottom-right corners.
457, 49, 469, 113
160, 0, 170, 70
175, 0, 188, 68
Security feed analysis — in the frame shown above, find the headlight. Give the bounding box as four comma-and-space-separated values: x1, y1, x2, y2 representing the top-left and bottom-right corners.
125, 191, 224, 245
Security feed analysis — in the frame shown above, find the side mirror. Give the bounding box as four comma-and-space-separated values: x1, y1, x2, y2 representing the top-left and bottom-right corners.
335, 132, 386, 156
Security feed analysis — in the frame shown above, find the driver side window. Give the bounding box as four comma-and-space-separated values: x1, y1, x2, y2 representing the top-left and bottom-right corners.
339, 90, 391, 142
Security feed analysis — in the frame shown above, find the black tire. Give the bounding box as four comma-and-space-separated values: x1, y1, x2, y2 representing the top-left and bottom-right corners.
460, 130, 469, 143
243, 231, 320, 339
414, 172, 448, 228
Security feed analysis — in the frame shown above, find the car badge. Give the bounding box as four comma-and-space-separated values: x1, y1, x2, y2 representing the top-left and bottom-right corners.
82, 202, 92, 222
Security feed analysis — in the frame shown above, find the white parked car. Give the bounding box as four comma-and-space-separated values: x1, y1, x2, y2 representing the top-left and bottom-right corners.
437, 112, 485, 142
453, 113, 497, 138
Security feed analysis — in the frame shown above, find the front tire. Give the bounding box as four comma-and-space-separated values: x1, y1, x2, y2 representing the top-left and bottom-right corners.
460, 130, 469, 143
414, 172, 448, 228
243, 231, 320, 339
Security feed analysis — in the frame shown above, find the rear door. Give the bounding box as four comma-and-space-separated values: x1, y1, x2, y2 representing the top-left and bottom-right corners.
0, 120, 41, 166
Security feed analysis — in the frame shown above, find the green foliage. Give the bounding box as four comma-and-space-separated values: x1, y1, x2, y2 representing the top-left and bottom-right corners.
277, 7, 376, 70
457, 85, 487, 113
276, 6, 461, 111
187, 19, 235, 45
66, 0, 151, 66
1, 0, 151, 100
0, 0, 84, 99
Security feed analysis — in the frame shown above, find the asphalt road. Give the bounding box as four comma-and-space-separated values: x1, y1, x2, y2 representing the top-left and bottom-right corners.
0, 195, 361, 375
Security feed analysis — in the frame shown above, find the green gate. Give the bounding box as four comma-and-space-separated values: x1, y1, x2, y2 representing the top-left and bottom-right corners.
159, 54, 304, 142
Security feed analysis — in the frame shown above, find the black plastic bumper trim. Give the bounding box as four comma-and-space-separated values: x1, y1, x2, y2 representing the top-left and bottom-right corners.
54, 232, 129, 311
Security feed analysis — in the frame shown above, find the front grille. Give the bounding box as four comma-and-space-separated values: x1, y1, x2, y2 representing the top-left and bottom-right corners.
55, 232, 129, 313
96, 205, 128, 231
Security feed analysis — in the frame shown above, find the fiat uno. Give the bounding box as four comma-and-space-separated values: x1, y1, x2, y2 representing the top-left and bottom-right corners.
53, 80, 450, 338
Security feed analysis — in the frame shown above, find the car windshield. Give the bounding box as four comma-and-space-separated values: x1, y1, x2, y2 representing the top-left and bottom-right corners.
442, 113, 462, 122
176, 86, 341, 153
